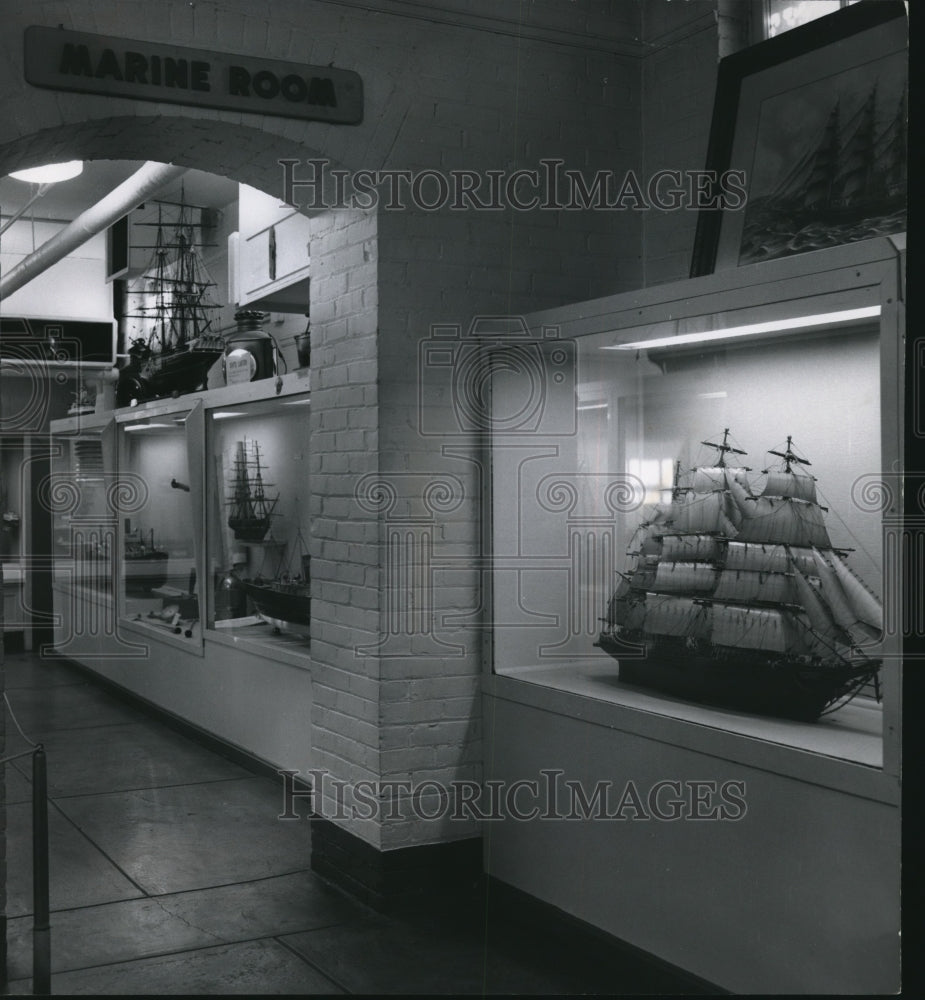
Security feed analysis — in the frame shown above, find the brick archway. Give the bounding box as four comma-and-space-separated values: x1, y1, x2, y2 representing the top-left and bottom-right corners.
0, 114, 349, 205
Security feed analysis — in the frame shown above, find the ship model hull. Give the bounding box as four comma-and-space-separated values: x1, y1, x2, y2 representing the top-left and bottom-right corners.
228, 515, 273, 542
245, 580, 311, 636
597, 633, 878, 723
117, 346, 223, 407
124, 551, 169, 594
597, 432, 883, 722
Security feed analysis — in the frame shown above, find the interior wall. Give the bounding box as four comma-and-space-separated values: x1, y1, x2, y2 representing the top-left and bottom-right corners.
640, 0, 720, 286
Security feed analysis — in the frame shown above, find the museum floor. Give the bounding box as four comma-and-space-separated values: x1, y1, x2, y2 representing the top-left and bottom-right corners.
2, 649, 708, 995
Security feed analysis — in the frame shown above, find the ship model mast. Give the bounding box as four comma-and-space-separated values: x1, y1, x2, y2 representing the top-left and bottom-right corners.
597, 430, 883, 721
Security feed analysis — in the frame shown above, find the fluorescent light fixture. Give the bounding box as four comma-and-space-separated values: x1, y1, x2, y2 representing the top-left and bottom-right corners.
577, 402, 608, 411
605, 306, 881, 351
281, 399, 311, 406
124, 422, 175, 432
211, 411, 248, 420
9, 160, 84, 184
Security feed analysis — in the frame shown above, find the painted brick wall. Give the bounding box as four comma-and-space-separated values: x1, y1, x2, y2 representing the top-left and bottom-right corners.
370, 19, 644, 846
304, 206, 382, 837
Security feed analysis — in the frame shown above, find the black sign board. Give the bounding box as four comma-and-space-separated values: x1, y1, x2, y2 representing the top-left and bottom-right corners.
0, 317, 116, 366
24, 25, 363, 125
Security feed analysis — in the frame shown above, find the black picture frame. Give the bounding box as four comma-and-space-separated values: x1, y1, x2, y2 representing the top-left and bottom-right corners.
690, 0, 908, 278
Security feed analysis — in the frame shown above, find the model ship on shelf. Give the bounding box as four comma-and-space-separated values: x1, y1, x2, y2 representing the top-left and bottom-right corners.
123, 524, 169, 593
596, 431, 883, 722
243, 530, 311, 638
116, 198, 224, 407
226, 439, 279, 541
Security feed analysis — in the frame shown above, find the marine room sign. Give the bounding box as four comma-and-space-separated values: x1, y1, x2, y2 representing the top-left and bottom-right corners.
24, 26, 363, 125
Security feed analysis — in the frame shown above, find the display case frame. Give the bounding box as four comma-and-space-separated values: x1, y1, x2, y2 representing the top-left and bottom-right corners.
203, 384, 313, 667
114, 398, 207, 653
483, 237, 904, 795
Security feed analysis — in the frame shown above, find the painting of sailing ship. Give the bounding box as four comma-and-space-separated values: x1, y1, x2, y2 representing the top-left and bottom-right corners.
596, 431, 882, 722
116, 197, 225, 407
738, 62, 906, 266
226, 439, 279, 542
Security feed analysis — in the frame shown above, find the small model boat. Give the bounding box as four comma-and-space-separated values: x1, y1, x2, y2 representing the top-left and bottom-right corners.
596, 431, 883, 721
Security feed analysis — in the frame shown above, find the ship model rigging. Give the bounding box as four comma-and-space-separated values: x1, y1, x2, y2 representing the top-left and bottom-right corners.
116, 197, 224, 406
596, 431, 883, 721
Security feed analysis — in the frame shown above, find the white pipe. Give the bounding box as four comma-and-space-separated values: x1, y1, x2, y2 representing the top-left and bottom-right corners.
0, 183, 51, 238
0, 161, 186, 299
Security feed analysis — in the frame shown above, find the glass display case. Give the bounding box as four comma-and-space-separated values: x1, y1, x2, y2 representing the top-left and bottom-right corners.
487, 246, 902, 765
115, 402, 205, 645
206, 391, 311, 649
48, 415, 117, 596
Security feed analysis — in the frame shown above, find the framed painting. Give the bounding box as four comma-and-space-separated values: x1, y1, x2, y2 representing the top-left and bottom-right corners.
690, 0, 908, 277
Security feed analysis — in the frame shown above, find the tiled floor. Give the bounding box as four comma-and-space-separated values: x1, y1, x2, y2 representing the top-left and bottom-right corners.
2, 650, 705, 995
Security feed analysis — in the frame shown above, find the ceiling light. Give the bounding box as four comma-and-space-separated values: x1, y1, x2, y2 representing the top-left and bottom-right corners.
9, 160, 84, 184
605, 306, 881, 351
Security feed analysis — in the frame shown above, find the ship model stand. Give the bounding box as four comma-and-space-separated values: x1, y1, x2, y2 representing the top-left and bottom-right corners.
116, 196, 224, 407
596, 431, 883, 722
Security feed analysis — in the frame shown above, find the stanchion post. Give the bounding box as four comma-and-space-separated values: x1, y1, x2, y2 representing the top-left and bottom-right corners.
32, 747, 50, 995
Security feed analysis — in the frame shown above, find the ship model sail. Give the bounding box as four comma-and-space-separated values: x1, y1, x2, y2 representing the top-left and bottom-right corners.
116, 197, 225, 407
596, 431, 883, 721
227, 439, 279, 542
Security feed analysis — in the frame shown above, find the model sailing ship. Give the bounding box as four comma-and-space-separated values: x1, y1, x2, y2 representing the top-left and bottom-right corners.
596, 431, 883, 721
227, 439, 279, 541
116, 198, 224, 407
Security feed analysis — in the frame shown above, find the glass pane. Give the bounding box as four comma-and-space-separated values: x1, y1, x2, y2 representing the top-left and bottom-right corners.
50, 426, 114, 594
490, 300, 885, 755
766, 2, 842, 39
207, 394, 311, 646
119, 412, 199, 637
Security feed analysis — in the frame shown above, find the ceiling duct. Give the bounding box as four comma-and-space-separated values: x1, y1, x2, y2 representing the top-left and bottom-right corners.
0, 161, 186, 300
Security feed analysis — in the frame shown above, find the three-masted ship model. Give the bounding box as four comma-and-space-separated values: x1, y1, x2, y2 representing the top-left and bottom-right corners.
116, 198, 225, 407
596, 431, 883, 721
227, 439, 279, 542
